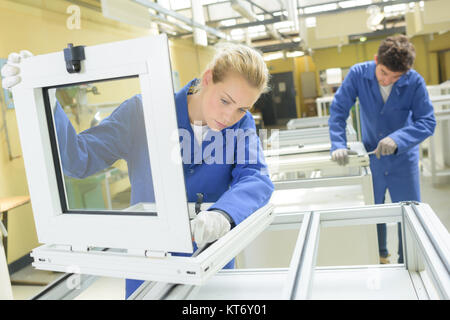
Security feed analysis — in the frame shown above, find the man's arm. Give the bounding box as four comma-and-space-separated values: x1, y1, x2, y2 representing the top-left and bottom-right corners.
328, 67, 359, 152
389, 77, 436, 154
54, 96, 138, 178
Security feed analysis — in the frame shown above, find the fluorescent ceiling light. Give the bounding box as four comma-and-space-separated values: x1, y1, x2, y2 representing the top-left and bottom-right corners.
273, 11, 287, 16
169, 0, 190, 10
231, 34, 245, 40
339, 0, 372, 9
384, 3, 407, 13
263, 52, 284, 61
231, 28, 244, 35
249, 25, 266, 33
220, 19, 237, 26
202, 0, 220, 4
286, 51, 304, 58
230, 28, 244, 40
304, 3, 338, 15
305, 17, 316, 28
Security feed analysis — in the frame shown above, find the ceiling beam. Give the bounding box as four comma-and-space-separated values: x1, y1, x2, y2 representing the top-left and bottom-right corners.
218, 16, 283, 30
254, 41, 301, 53
132, 0, 227, 39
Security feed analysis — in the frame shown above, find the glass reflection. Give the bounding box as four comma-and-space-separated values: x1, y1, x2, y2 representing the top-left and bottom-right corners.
47, 77, 156, 214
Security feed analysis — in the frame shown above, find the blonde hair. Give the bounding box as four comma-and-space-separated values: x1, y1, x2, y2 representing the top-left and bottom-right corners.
198, 43, 270, 94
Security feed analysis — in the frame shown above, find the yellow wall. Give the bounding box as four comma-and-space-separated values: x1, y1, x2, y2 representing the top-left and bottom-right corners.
169, 38, 216, 86
260, 31, 449, 118
442, 51, 450, 81
265, 55, 317, 117
0, 0, 214, 264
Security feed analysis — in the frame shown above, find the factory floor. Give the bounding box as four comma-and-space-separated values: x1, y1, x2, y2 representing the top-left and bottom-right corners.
8, 171, 450, 300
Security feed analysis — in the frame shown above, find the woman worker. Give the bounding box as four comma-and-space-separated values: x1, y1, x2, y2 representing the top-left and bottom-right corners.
1, 43, 274, 298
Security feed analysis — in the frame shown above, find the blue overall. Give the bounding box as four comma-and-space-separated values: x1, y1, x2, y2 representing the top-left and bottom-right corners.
54, 79, 274, 298
328, 61, 436, 262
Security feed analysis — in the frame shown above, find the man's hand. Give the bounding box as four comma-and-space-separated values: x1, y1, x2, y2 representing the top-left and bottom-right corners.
190, 210, 231, 248
1, 50, 33, 90
331, 148, 358, 166
374, 137, 397, 159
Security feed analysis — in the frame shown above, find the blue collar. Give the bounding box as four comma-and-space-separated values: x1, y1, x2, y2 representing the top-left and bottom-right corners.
174, 78, 198, 129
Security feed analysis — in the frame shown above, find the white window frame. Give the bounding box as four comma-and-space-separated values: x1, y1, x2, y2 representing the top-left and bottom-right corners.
12, 35, 194, 254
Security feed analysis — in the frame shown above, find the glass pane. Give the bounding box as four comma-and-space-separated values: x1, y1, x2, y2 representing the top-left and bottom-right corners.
316, 222, 404, 266
45, 77, 157, 215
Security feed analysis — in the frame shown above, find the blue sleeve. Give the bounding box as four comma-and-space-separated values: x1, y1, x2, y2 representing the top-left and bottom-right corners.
54, 96, 139, 178
328, 66, 359, 152
389, 77, 436, 154
209, 115, 274, 226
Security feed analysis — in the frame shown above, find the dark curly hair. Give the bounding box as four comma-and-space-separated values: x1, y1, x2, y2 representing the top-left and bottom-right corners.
377, 35, 416, 72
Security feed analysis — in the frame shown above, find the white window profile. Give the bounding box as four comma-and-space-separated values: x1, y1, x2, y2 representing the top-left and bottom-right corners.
12, 34, 276, 285
12, 35, 193, 254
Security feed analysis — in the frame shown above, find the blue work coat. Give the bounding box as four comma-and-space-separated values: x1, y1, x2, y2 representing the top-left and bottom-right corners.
329, 61, 436, 204
54, 79, 274, 298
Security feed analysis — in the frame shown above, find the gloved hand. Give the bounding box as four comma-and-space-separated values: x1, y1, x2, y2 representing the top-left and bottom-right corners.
190, 210, 231, 248
331, 148, 358, 166
374, 137, 397, 159
1, 50, 33, 90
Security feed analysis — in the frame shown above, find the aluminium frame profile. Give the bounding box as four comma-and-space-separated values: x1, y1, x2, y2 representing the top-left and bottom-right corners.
30, 203, 274, 288
403, 204, 450, 299
282, 202, 449, 300
267, 125, 357, 148
265, 141, 374, 205
425, 95, 450, 185
29, 203, 448, 300
286, 115, 354, 130
282, 211, 320, 299
125, 203, 448, 300
265, 142, 369, 173
286, 116, 329, 130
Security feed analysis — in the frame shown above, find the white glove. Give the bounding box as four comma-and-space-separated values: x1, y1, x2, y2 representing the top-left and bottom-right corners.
374, 137, 397, 159
1, 50, 33, 90
331, 148, 357, 166
190, 210, 231, 248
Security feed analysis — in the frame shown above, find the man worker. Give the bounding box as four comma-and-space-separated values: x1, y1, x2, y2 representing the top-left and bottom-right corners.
328, 35, 436, 264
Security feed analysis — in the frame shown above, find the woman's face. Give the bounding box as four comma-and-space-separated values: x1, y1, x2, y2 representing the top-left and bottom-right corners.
200, 70, 261, 131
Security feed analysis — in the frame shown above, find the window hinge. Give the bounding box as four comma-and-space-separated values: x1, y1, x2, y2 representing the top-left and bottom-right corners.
70, 245, 89, 252
127, 249, 168, 258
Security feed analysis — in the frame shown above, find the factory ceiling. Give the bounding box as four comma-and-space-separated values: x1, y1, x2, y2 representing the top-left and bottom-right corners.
65, 0, 444, 56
